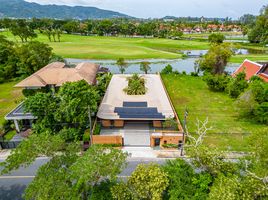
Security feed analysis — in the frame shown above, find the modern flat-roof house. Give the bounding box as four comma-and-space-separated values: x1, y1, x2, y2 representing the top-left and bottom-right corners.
96, 74, 183, 147
233, 59, 268, 82
5, 62, 100, 133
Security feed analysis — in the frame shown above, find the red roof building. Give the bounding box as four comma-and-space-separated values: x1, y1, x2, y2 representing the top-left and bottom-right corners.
232, 59, 268, 83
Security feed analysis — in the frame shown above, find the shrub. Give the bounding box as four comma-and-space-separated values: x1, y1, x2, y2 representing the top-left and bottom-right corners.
182, 71, 187, 75
203, 73, 230, 92
59, 128, 81, 142
190, 72, 199, 77
0, 120, 13, 135
253, 102, 268, 124
208, 33, 225, 44
234, 90, 257, 117
124, 74, 146, 95
161, 64, 173, 74
93, 123, 101, 135
162, 118, 178, 130
173, 70, 180, 75
162, 143, 178, 148
83, 132, 90, 142
227, 72, 248, 98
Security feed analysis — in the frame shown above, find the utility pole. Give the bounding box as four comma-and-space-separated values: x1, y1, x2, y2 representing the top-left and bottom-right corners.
181, 107, 188, 156
88, 106, 92, 146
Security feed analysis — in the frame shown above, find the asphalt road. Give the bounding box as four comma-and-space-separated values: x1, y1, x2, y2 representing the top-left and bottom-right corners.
0, 158, 167, 200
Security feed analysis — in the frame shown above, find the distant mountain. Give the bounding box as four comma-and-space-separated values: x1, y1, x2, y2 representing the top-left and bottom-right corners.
0, 0, 131, 19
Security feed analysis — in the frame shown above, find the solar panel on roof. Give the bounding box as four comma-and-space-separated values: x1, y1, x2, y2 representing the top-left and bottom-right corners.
114, 107, 165, 119
123, 102, 148, 107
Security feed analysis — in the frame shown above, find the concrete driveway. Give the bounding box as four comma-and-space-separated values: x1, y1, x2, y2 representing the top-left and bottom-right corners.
123, 122, 151, 146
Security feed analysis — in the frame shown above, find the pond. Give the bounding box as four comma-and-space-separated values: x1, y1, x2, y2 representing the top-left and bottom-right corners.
179, 48, 268, 57
66, 58, 240, 74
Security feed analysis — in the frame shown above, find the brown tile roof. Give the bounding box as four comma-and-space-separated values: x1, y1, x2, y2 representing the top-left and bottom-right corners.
15, 62, 100, 88
232, 59, 263, 80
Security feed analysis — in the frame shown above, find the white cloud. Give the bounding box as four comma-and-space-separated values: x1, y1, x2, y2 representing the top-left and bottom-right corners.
25, 0, 267, 18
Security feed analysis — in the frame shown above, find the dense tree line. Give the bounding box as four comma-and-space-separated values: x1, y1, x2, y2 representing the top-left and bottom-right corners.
246, 5, 268, 44
0, 35, 63, 83
0, 17, 247, 41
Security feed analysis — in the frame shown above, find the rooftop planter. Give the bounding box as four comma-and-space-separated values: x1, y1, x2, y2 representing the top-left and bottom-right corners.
124, 74, 147, 95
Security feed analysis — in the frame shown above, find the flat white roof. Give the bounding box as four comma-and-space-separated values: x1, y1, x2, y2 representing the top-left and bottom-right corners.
97, 74, 175, 120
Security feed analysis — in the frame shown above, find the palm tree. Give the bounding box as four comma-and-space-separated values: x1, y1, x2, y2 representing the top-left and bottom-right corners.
140, 61, 151, 74
116, 58, 128, 74
124, 74, 147, 95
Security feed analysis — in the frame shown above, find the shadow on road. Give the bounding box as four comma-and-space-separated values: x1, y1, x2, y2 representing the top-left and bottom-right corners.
0, 184, 26, 200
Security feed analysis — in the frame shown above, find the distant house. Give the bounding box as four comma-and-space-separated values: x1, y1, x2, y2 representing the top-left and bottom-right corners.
232, 59, 268, 83
5, 62, 100, 133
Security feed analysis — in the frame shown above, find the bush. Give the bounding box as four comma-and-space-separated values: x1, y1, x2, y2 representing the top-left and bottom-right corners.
253, 102, 268, 124
162, 143, 178, 148
173, 70, 180, 75
203, 73, 230, 92
59, 128, 81, 142
161, 64, 173, 74
0, 120, 13, 135
208, 33, 225, 44
227, 72, 248, 98
94, 123, 101, 135
190, 72, 199, 77
234, 90, 257, 117
83, 132, 90, 142
182, 71, 187, 75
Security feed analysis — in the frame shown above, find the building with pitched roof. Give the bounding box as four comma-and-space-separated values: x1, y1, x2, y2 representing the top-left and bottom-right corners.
15, 62, 100, 88
232, 59, 268, 83
5, 62, 100, 133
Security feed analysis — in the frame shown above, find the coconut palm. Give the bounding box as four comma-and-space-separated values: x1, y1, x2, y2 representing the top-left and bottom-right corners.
116, 58, 128, 74
140, 61, 151, 74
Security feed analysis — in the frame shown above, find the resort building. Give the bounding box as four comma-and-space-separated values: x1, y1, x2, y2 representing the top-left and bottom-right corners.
233, 59, 268, 82
96, 74, 184, 148
5, 62, 100, 133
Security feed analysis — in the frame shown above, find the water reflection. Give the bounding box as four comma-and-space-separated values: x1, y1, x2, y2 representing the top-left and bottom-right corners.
66, 58, 239, 74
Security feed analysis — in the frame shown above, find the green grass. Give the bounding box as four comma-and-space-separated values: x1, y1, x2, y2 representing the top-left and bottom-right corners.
0, 81, 23, 125
162, 74, 268, 151
1, 31, 267, 62
1, 31, 210, 59
3, 130, 16, 141
231, 54, 268, 63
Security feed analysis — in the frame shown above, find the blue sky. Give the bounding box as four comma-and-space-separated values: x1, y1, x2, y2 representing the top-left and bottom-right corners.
25, 0, 267, 19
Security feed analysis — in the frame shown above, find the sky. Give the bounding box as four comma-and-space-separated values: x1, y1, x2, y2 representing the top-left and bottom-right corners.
25, 0, 267, 19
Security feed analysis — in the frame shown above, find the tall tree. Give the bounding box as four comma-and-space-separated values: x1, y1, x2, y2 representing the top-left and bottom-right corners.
197, 43, 233, 74
16, 41, 53, 77
112, 163, 169, 200
248, 5, 268, 44
10, 19, 37, 42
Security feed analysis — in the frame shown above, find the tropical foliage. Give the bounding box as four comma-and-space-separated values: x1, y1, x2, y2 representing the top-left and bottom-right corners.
124, 74, 147, 95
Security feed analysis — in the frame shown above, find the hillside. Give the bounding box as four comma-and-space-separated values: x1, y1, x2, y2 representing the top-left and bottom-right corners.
0, 0, 130, 19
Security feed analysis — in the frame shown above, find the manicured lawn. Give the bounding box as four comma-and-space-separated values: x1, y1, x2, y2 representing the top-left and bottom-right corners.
162, 74, 268, 151
0, 81, 23, 125
231, 54, 268, 63
1, 31, 210, 59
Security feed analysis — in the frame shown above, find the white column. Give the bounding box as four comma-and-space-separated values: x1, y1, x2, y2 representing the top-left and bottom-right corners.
14, 120, 20, 133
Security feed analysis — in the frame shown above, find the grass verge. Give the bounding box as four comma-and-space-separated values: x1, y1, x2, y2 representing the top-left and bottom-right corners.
162, 74, 268, 151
